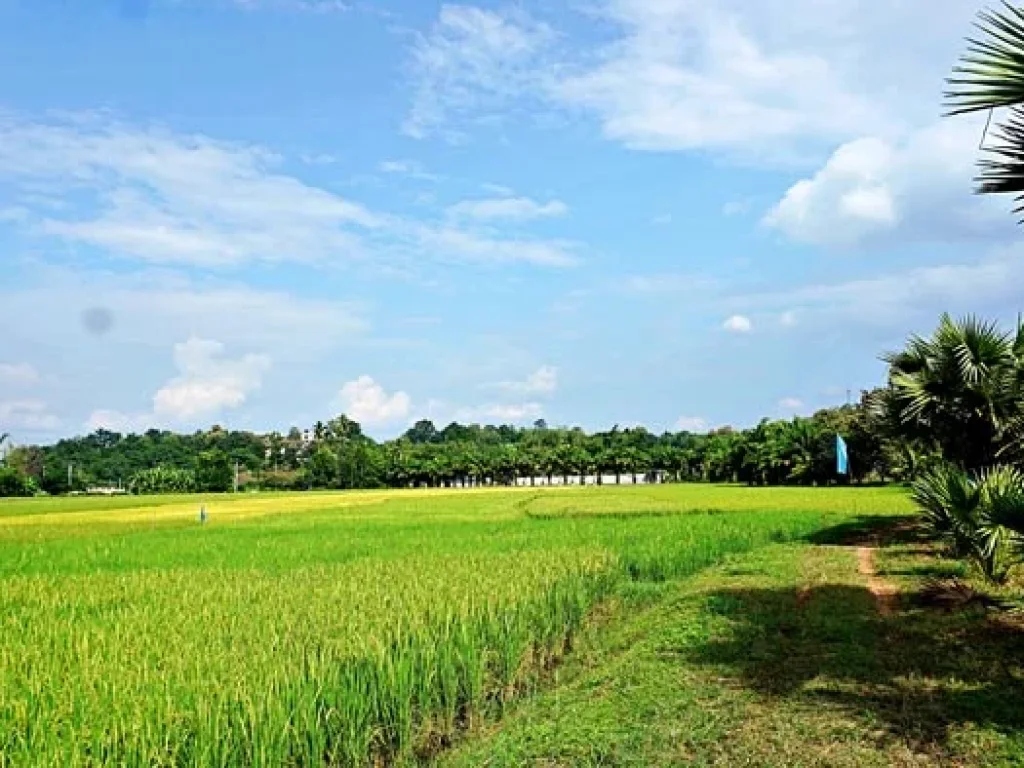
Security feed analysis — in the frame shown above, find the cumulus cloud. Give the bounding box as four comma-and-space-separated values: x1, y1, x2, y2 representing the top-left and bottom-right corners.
86, 337, 271, 431
337, 376, 412, 425
152, 338, 271, 421
447, 196, 568, 221
764, 119, 1013, 246
0, 363, 40, 387
723, 314, 753, 333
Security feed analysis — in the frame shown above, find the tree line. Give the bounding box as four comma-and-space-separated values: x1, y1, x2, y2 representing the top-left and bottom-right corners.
2, 312, 1021, 504
0, 388, 926, 498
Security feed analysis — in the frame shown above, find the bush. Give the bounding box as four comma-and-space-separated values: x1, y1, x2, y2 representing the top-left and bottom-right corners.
912, 464, 1024, 583
0, 467, 34, 497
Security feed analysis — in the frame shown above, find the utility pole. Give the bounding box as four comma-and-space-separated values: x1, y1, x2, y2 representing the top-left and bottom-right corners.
67, 462, 73, 490
233, 461, 239, 493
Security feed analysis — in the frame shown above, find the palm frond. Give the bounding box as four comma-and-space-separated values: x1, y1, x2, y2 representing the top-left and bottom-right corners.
946, 2, 1024, 114
975, 106, 1024, 217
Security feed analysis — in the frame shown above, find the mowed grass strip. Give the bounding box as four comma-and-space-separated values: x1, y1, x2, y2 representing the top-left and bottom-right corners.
442, 520, 1024, 767
0, 486, 906, 766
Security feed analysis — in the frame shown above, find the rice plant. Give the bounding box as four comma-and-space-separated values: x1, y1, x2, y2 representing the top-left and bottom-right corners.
0, 485, 896, 766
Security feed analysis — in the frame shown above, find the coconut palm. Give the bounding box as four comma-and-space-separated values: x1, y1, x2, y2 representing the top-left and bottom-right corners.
947, 3, 1024, 216
876, 314, 1024, 471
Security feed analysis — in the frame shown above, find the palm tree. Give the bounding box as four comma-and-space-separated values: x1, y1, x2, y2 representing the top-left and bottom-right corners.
912, 463, 1024, 582
876, 314, 1024, 471
947, 3, 1024, 216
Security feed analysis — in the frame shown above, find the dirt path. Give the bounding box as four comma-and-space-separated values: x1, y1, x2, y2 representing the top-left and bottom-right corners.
856, 546, 898, 616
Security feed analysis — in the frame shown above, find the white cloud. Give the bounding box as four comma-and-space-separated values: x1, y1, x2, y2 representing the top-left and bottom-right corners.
0, 363, 40, 387
764, 118, 1014, 246
778, 397, 804, 411
0, 114, 378, 268
553, 2, 883, 155
675, 416, 709, 432
404, 5, 556, 139
738, 245, 1024, 330
494, 365, 558, 396
0, 113, 578, 273
337, 375, 411, 425
152, 338, 271, 421
651, 213, 672, 225
447, 196, 568, 221
378, 159, 440, 181
86, 337, 271, 431
405, 1, 986, 165
780, 310, 798, 328
416, 226, 579, 267
723, 314, 753, 333
0, 400, 60, 431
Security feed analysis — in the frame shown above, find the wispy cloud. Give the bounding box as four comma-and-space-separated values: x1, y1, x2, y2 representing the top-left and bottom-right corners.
492, 365, 558, 396
0, 113, 582, 272
378, 159, 442, 181
0, 400, 60, 431
403, 5, 556, 140
447, 196, 567, 221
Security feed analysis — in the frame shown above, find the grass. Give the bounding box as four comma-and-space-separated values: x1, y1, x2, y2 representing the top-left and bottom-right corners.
0, 484, 913, 766
442, 513, 1024, 767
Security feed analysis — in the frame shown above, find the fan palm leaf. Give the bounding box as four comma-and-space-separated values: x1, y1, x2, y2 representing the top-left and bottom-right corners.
947, 2, 1024, 114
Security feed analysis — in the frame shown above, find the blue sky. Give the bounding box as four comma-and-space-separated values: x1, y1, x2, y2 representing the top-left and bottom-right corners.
1, 0, 1021, 442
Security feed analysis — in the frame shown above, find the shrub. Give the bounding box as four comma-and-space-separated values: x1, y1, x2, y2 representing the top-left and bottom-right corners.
912, 464, 1024, 583
0, 467, 33, 497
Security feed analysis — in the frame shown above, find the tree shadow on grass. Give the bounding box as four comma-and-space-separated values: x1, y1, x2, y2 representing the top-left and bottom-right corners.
808, 514, 929, 548
678, 583, 1024, 754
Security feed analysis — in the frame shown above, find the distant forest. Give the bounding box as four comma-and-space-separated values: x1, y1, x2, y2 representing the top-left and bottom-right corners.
1, 389, 915, 496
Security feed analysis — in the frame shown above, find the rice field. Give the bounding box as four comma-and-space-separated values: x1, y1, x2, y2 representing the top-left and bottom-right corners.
0, 485, 911, 766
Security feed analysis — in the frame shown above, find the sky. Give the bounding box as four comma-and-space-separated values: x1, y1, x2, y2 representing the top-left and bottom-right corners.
0, 0, 1021, 443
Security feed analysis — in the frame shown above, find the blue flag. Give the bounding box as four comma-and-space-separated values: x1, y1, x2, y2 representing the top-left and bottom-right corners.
836, 435, 849, 476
